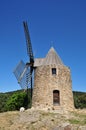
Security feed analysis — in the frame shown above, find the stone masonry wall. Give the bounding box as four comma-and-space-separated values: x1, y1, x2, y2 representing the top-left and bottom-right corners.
32, 64, 74, 111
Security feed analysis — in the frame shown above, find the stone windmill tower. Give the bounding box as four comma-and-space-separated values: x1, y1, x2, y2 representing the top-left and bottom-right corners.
32, 47, 74, 111
14, 22, 74, 111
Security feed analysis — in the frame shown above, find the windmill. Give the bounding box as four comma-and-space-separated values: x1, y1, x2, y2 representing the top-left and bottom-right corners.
13, 21, 34, 99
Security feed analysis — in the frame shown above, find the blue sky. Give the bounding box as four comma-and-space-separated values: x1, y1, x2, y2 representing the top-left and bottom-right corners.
0, 0, 86, 92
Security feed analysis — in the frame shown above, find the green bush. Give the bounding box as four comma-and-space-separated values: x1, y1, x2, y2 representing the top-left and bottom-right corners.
73, 91, 86, 109
5, 92, 30, 111
0, 93, 12, 112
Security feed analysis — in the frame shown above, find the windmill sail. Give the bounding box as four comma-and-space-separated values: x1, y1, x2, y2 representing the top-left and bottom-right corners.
13, 21, 34, 99
23, 21, 34, 63
13, 60, 25, 82
23, 21, 34, 98
13, 60, 32, 89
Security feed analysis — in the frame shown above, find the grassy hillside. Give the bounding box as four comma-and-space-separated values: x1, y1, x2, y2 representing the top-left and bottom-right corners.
0, 108, 86, 130
0, 90, 86, 112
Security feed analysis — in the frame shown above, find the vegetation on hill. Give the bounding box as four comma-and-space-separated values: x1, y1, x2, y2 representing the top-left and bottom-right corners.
0, 89, 31, 112
0, 90, 86, 112
73, 91, 86, 109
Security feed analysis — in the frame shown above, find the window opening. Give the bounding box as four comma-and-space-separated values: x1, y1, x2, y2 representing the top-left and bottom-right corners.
52, 68, 56, 75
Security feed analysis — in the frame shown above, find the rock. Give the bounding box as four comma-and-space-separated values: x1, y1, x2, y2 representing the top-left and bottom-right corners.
20, 107, 25, 112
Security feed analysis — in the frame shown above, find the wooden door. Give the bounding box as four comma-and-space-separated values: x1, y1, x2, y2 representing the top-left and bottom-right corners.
53, 90, 60, 104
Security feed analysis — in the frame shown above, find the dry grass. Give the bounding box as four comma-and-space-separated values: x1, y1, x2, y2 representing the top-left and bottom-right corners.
0, 109, 86, 130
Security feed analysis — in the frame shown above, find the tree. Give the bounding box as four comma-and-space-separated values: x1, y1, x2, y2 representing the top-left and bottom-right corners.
5, 92, 31, 111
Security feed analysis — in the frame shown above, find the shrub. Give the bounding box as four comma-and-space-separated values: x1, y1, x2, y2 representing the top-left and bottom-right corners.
73, 91, 86, 109
5, 92, 30, 111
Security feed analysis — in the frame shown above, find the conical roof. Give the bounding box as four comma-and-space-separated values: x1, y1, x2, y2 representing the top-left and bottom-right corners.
34, 47, 63, 67
43, 47, 63, 65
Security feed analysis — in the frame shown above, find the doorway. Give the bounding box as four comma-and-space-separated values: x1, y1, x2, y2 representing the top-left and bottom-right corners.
53, 90, 60, 105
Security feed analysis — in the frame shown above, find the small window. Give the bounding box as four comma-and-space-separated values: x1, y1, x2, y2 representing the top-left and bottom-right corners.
52, 68, 56, 75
